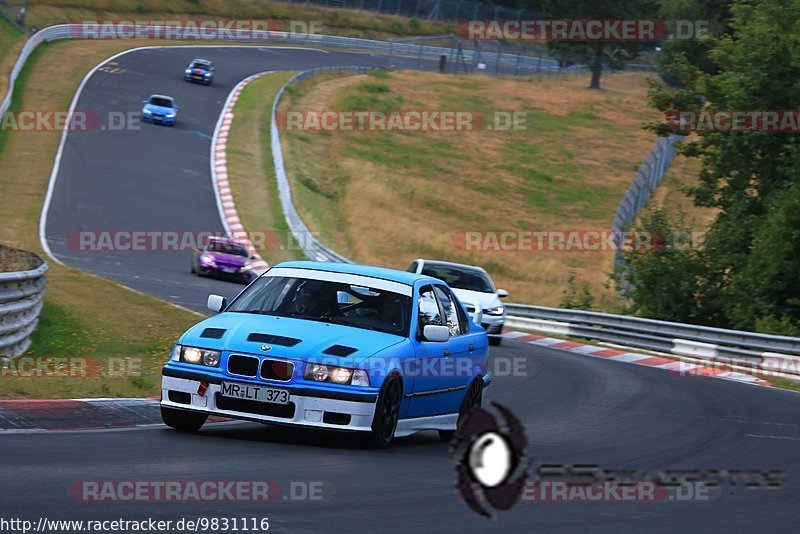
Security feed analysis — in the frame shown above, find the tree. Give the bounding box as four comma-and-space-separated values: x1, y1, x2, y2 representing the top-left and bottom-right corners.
540, 0, 659, 88
636, 0, 800, 332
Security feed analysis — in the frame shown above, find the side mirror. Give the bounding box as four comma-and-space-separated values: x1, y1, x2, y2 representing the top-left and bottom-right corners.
207, 294, 226, 313
423, 324, 450, 342
250, 254, 257, 260
497, 289, 509, 298
142, 100, 148, 105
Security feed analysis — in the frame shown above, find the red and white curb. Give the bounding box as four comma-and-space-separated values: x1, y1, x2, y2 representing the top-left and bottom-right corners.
211, 71, 275, 274
504, 331, 772, 387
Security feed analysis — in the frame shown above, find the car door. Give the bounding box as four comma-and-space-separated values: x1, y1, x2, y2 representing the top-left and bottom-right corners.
406, 284, 465, 418
434, 284, 483, 388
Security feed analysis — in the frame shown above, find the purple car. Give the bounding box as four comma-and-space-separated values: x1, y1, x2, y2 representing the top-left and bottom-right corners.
191, 237, 256, 284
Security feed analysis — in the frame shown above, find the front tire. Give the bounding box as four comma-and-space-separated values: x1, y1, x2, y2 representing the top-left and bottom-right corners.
438, 378, 483, 441
369, 377, 402, 448
161, 406, 207, 432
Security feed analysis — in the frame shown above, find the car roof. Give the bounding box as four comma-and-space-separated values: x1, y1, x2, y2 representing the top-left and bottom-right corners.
413, 258, 489, 274
191, 58, 212, 65
272, 261, 440, 286
149, 94, 174, 101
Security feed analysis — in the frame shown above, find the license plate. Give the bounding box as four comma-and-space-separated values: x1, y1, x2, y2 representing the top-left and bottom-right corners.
223, 267, 238, 273
221, 382, 289, 404
193, 75, 203, 79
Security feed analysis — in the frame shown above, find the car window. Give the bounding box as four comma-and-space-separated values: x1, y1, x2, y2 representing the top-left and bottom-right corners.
420, 264, 494, 293
417, 286, 443, 329
150, 97, 173, 107
407, 261, 418, 273
227, 276, 410, 336
434, 285, 466, 336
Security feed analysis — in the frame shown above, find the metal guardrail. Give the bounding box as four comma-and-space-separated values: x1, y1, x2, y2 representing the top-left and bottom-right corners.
504, 303, 800, 378
0, 257, 48, 358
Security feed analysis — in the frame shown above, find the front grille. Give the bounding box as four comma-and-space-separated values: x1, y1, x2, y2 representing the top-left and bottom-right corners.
260, 359, 294, 381
227, 354, 259, 377
216, 394, 295, 418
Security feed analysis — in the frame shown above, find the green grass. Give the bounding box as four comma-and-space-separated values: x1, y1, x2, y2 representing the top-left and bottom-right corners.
226, 71, 303, 264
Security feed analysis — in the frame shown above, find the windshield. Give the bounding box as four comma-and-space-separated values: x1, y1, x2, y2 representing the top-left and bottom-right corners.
227, 276, 411, 336
190, 61, 210, 69
206, 240, 248, 257
421, 264, 494, 293
149, 97, 173, 107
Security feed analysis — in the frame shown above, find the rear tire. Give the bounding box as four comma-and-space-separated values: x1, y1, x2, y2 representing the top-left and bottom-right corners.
161, 406, 207, 432
438, 378, 483, 441
369, 377, 402, 448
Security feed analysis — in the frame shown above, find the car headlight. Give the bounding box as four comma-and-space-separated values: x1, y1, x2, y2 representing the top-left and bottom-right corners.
166, 113, 175, 118
142, 108, 152, 115
484, 306, 504, 316
242, 263, 253, 270
175, 345, 221, 367
304, 364, 368, 386
200, 254, 216, 265
204, 72, 211, 76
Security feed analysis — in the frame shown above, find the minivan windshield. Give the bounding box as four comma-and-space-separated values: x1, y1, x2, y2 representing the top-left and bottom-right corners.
227, 276, 410, 336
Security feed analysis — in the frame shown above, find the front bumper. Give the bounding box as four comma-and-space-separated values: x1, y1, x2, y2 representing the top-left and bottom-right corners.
161, 368, 378, 432
197, 265, 255, 283
185, 74, 212, 84
142, 114, 175, 125
481, 314, 505, 336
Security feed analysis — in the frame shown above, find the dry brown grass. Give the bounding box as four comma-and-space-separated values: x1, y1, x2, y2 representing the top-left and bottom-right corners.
281, 71, 669, 307
26, 0, 449, 40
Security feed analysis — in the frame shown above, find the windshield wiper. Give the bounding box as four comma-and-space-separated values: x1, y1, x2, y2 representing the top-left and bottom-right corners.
231, 309, 276, 316
324, 316, 378, 331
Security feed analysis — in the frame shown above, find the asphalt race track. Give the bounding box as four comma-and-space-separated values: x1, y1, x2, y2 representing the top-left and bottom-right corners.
30, 45, 800, 532
3, 342, 800, 532
43, 46, 425, 312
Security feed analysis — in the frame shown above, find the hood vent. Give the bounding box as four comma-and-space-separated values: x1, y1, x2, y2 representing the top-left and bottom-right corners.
322, 345, 358, 357
200, 328, 226, 339
247, 333, 301, 347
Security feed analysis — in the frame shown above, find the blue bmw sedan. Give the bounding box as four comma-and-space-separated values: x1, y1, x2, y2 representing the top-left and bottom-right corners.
161, 261, 490, 447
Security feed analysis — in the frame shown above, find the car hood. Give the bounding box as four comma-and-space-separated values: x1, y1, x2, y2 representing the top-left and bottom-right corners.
204, 251, 248, 265
143, 104, 175, 114
179, 312, 406, 367
450, 287, 501, 310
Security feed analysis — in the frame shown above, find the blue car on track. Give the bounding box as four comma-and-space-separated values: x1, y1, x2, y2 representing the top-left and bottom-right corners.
161, 261, 490, 447
184, 58, 215, 85
141, 94, 178, 126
